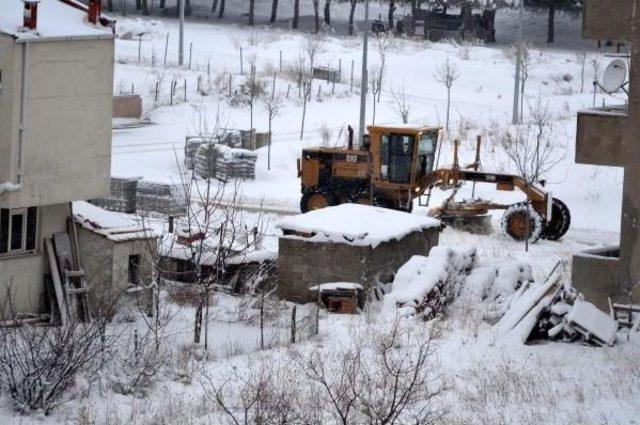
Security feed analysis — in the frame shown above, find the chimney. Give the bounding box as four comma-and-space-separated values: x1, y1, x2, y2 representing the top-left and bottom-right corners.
22, 0, 40, 31
88, 0, 102, 25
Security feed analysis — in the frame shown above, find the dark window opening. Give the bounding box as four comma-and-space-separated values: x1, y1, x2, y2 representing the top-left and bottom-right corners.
0, 207, 38, 255
128, 254, 141, 285
388, 134, 414, 184
10, 213, 23, 251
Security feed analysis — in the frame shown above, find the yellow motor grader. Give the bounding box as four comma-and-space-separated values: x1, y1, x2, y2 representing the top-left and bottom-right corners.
296, 125, 571, 242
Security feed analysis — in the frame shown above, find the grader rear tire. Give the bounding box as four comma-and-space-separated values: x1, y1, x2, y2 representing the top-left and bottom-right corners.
300, 190, 337, 213
541, 198, 571, 241
501, 203, 543, 243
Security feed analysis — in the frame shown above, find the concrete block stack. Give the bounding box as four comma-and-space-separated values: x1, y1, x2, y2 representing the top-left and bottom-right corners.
90, 177, 140, 213
136, 181, 186, 216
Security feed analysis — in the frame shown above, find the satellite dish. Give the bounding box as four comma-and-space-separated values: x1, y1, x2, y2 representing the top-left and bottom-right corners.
601, 59, 627, 93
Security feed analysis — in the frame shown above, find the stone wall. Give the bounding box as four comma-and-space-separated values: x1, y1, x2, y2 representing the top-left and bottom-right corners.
277, 228, 439, 303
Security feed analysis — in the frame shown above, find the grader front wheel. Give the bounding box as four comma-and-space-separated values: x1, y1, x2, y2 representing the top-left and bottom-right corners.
501, 203, 543, 243
541, 198, 571, 241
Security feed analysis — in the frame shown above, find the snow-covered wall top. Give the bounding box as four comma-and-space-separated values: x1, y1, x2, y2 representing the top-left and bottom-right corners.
0, 0, 113, 40
276, 204, 440, 248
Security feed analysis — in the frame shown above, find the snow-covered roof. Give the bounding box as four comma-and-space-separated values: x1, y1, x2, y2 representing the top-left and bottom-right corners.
227, 249, 277, 265
73, 201, 160, 242
309, 282, 364, 292
0, 0, 114, 40
276, 204, 440, 248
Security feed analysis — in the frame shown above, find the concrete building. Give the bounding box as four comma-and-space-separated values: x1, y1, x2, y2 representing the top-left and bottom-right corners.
572, 0, 640, 311
73, 201, 159, 316
0, 0, 114, 316
276, 204, 440, 303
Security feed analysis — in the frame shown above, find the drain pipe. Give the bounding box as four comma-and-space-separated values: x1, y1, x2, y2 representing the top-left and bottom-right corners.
17, 41, 30, 185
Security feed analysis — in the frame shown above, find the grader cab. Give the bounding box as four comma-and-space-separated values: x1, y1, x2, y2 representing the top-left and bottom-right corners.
297, 124, 570, 242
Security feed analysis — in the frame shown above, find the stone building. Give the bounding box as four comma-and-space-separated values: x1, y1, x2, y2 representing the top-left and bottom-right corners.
276, 204, 440, 303
572, 0, 640, 311
0, 0, 114, 317
73, 201, 159, 315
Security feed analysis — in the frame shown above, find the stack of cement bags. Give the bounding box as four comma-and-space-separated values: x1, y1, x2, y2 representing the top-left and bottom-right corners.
185, 137, 211, 170
194, 143, 226, 179
215, 149, 258, 181
136, 181, 186, 216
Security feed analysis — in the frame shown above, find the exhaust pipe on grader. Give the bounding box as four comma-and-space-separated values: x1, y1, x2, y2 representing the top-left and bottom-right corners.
297, 125, 570, 242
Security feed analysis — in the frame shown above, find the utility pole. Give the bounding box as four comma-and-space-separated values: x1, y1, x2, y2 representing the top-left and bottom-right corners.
178, 0, 185, 66
512, 0, 523, 124
357, 0, 370, 146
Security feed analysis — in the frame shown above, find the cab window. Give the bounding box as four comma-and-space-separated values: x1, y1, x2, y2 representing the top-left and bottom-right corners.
417, 132, 437, 176
379, 133, 414, 184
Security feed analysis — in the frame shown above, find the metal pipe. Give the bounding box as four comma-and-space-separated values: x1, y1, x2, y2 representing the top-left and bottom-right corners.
17, 41, 30, 185
357, 0, 370, 146
512, 0, 523, 125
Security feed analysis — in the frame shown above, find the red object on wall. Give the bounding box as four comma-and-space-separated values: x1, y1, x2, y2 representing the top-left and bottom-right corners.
88, 0, 102, 25
22, 0, 39, 30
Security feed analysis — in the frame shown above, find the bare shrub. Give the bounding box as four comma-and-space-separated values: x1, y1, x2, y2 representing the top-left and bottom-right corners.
391, 83, 414, 124
0, 310, 111, 414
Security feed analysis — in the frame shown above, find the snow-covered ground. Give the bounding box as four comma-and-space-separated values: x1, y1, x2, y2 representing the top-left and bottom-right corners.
3, 8, 639, 424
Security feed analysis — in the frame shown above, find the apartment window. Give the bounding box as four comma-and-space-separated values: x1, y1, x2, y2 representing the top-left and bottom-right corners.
0, 207, 38, 255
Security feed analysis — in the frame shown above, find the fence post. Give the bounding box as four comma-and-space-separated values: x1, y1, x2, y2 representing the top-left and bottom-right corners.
228, 73, 232, 96
131, 83, 135, 94
272, 73, 277, 97
279, 50, 283, 73
338, 58, 342, 83
290, 305, 297, 344
188, 42, 193, 69
207, 60, 211, 76
315, 287, 321, 336
240, 47, 244, 75
170, 80, 174, 105
350, 60, 354, 93
317, 85, 322, 102
286, 84, 291, 98
184, 78, 187, 102
138, 34, 142, 63
155, 81, 159, 102
332, 74, 336, 95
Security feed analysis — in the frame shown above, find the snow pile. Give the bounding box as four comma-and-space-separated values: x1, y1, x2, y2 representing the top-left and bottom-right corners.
116, 18, 165, 39
0, 181, 20, 195
277, 204, 440, 248
382, 246, 476, 318
0, 0, 113, 39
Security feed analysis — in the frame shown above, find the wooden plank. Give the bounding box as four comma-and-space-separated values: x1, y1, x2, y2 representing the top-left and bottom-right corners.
53, 232, 80, 321
45, 238, 69, 327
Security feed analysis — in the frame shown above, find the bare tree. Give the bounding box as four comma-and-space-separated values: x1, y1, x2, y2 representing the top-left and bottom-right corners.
348, 0, 358, 36
217, 0, 226, 18
373, 31, 392, 103
391, 83, 414, 124
262, 91, 284, 170
369, 64, 382, 124
304, 34, 325, 76
434, 58, 461, 133
300, 81, 312, 140
388, 0, 396, 29
312, 0, 321, 33
270, 0, 278, 23
178, 109, 266, 348
324, 0, 332, 26
498, 95, 566, 251
248, 0, 255, 25
519, 43, 533, 121
292, 0, 300, 29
